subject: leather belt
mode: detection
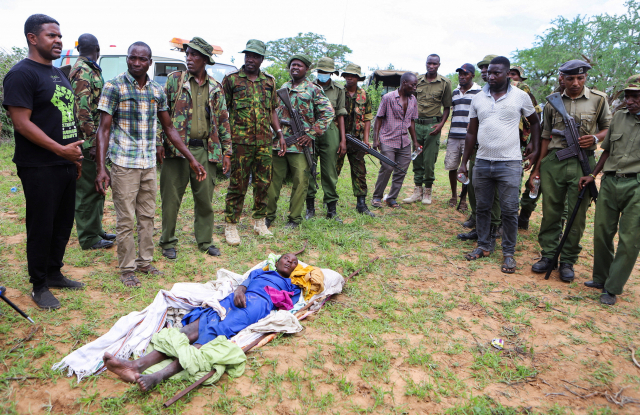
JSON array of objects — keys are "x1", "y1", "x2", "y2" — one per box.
[
  {"x1": 188, "y1": 139, "x2": 205, "y2": 147},
  {"x1": 605, "y1": 172, "x2": 637, "y2": 178},
  {"x1": 416, "y1": 117, "x2": 441, "y2": 125}
]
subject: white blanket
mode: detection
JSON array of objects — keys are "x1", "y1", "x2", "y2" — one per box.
[{"x1": 52, "y1": 261, "x2": 344, "y2": 382}]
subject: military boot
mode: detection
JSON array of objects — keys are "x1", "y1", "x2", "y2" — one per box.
[
  {"x1": 402, "y1": 186, "x2": 422, "y2": 203},
  {"x1": 326, "y1": 201, "x2": 343, "y2": 223},
  {"x1": 305, "y1": 198, "x2": 315, "y2": 220},
  {"x1": 518, "y1": 210, "x2": 532, "y2": 230},
  {"x1": 253, "y1": 218, "x2": 273, "y2": 237},
  {"x1": 356, "y1": 196, "x2": 375, "y2": 217},
  {"x1": 225, "y1": 224, "x2": 241, "y2": 246},
  {"x1": 463, "y1": 215, "x2": 476, "y2": 229},
  {"x1": 422, "y1": 187, "x2": 433, "y2": 205}
]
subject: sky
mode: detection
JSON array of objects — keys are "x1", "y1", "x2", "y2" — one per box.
[{"x1": 0, "y1": 0, "x2": 629, "y2": 77}]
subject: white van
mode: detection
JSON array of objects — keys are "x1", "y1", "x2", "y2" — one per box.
[{"x1": 54, "y1": 46, "x2": 237, "y2": 85}]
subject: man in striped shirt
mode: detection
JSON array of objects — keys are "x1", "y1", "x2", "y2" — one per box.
[{"x1": 446, "y1": 63, "x2": 481, "y2": 209}]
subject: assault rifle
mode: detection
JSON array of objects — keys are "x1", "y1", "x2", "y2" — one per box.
[
  {"x1": 543, "y1": 92, "x2": 599, "y2": 280},
  {"x1": 345, "y1": 134, "x2": 407, "y2": 174},
  {"x1": 276, "y1": 88, "x2": 318, "y2": 189}
]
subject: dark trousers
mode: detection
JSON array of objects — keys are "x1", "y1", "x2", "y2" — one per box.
[
  {"x1": 373, "y1": 143, "x2": 411, "y2": 201},
  {"x1": 17, "y1": 164, "x2": 77, "y2": 290}
]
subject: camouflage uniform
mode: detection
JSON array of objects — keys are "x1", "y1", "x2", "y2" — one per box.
[
  {"x1": 69, "y1": 56, "x2": 106, "y2": 250},
  {"x1": 337, "y1": 86, "x2": 373, "y2": 197},
  {"x1": 157, "y1": 70, "x2": 231, "y2": 251},
  {"x1": 266, "y1": 78, "x2": 334, "y2": 224},
  {"x1": 222, "y1": 66, "x2": 277, "y2": 223}
]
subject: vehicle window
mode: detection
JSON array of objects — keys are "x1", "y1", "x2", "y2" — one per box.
[
  {"x1": 100, "y1": 56, "x2": 128, "y2": 83},
  {"x1": 154, "y1": 62, "x2": 186, "y2": 86},
  {"x1": 206, "y1": 64, "x2": 237, "y2": 83}
]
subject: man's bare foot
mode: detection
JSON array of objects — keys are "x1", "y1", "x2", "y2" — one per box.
[
  {"x1": 103, "y1": 352, "x2": 140, "y2": 383},
  {"x1": 135, "y1": 372, "x2": 163, "y2": 392}
]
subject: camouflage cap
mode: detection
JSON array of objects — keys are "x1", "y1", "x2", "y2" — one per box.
[
  {"x1": 341, "y1": 63, "x2": 365, "y2": 81},
  {"x1": 184, "y1": 37, "x2": 215, "y2": 65},
  {"x1": 510, "y1": 66, "x2": 527, "y2": 80},
  {"x1": 287, "y1": 54, "x2": 312, "y2": 68},
  {"x1": 315, "y1": 57, "x2": 339, "y2": 75},
  {"x1": 624, "y1": 74, "x2": 640, "y2": 91},
  {"x1": 477, "y1": 54, "x2": 498, "y2": 68},
  {"x1": 240, "y1": 39, "x2": 267, "y2": 57}
]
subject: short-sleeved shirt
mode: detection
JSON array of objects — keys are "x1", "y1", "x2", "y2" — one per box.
[
  {"x1": 3, "y1": 59, "x2": 79, "y2": 167},
  {"x1": 469, "y1": 84, "x2": 535, "y2": 161},
  {"x1": 600, "y1": 109, "x2": 640, "y2": 174},
  {"x1": 542, "y1": 87, "x2": 611, "y2": 150},
  {"x1": 222, "y1": 67, "x2": 277, "y2": 146},
  {"x1": 416, "y1": 73, "x2": 452, "y2": 118},
  {"x1": 98, "y1": 71, "x2": 168, "y2": 169},
  {"x1": 449, "y1": 82, "x2": 482, "y2": 139},
  {"x1": 376, "y1": 90, "x2": 418, "y2": 149},
  {"x1": 314, "y1": 79, "x2": 347, "y2": 119}
]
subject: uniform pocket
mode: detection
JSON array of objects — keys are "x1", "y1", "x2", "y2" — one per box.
[{"x1": 579, "y1": 113, "x2": 596, "y2": 135}]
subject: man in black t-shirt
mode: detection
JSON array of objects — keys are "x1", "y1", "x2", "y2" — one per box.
[{"x1": 3, "y1": 14, "x2": 86, "y2": 310}]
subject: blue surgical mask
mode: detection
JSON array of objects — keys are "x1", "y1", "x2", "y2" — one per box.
[{"x1": 317, "y1": 73, "x2": 331, "y2": 83}]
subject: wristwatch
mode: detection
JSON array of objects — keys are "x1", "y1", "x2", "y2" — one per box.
[{"x1": 593, "y1": 135, "x2": 599, "y2": 145}]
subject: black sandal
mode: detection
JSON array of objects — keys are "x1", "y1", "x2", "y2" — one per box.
[
  {"x1": 501, "y1": 256, "x2": 517, "y2": 274},
  {"x1": 465, "y1": 247, "x2": 491, "y2": 261}
]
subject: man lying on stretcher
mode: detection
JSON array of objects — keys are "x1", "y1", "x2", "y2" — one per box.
[{"x1": 103, "y1": 253, "x2": 307, "y2": 391}]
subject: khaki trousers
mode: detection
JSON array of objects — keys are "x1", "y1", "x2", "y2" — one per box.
[{"x1": 111, "y1": 164, "x2": 157, "y2": 273}]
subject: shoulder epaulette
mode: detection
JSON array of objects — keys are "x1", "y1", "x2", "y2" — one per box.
[{"x1": 590, "y1": 88, "x2": 608, "y2": 99}]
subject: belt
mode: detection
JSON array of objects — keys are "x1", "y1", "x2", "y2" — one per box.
[
  {"x1": 416, "y1": 117, "x2": 441, "y2": 125},
  {"x1": 188, "y1": 139, "x2": 205, "y2": 147},
  {"x1": 605, "y1": 172, "x2": 637, "y2": 178}
]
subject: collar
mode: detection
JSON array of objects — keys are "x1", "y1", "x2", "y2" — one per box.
[
  {"x1": 287, "y1": 77, "x2": 312, "y2": 92},
  {"x1": 238, "y1": 66, "x2": 266, "y2": 80},
  {"x1": 419, "y1": 73, "x2": 443, "y2": 84},
  {"x1": 621, "y1": 108, "x2": 640, "y2": 123},
  {"x1": 187, "y1": 71, "x2": 209, "y2": 86},
  {"x1": 125, "y1": 70, "x2": 149, "y2": 88},
  {"x1": 562, "y1": 87, "x2": 590, "y2": 100},
  {"x1": 456, "y1": 82, "x2": 481, "y2": 92},
  {"x1": 77, "y1": 55, "x2": 102, "y2": 72},
  {"x1": 315, "y1": 79, "x2": 337, "y2": 90},
  {"x1": 482, "y1": 83, "x2": 513, "y2": 97}
]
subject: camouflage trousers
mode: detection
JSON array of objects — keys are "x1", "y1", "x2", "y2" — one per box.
[
  {"x1": 336, "y1": 147, "x2": 368, "y2": 197},
  {"x1": 224, "y1": 144, "x2": 272, "y2": 223}
]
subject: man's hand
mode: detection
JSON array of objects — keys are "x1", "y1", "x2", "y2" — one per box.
[
  {"x1": 278, "y1": 136, "x2": 287, "y2": 157},
  {"x1": 412, "y1": 140, "x2": 419, "y2": 152},
  {"x1": 578, "y1": 175, "x2": 595, "y2": 190},
  {"x1": 57, "y1": 140, "x2": 85, "y2": 162},
  {"x1": 233, "y1": 286, "x2": 247, "y2": 308},
  {"x1": 222, "y1": 156, "x2": 231, "y2": 174},
  {"x1": 189, "y1": 160, "x2": 207, "y2": 182},
  {"x1": 156, "y1": 146, "x2": 165, "y2": 165},
  {"x1": 338, "y1": 140, "x2": 347, "y2": 157},
  {"x1": 372, "y1": 134, "x2": 380, "y2": 150},
  {"x1": 95, "y1": 167, "x2": 110, "y2": 196},
  {"x1": 89, "y1": 146, "x2": 97, "y2": 161},
  {"x1": 75, "y1": 161, "x2": 82, "y2": 181},
  {"x1": 522, "y1": 142, "x2": 537, "y2": 171},
  {"x1": 528, "y1": 170, "x2": 540, "y2": 192},
  {"x1": 578, "y1": 135, "x2": 596, "y2": 149},
  {"x1": 363, "y1": 139, "x2": 371, "y2": 148},
  {"x1": 297, "y1": 135, "x2": 312, "y2": 147},
  {"x1": 457, "y1": 164, "x2": 468, "y2": 177},
  {"x1": 429, "y1": 123, "x2": 444, "y2": 136}
]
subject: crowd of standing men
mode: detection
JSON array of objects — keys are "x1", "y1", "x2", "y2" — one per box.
[{"x1": 3, "y1": 14, "x2": 639, "y2": 310}]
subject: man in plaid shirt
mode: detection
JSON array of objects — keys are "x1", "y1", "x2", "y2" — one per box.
[{"x1": 95, "y1": 41, "x2": 207, "y2": 288}]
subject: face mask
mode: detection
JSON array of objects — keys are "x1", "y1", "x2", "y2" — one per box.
[{"x1": 317, "y1": 73, "x2": 331, "y2": 83}]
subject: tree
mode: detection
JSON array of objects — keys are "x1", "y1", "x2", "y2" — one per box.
[
  {"x1": 265, "y1": 32, "x2": 352, "y2": 69},
  {"x1": 512, "y1": 0, "x2": 640, "y2": 104},
  {"x1": 0, "y1": 47, "x2": 27, "y2": 140}
]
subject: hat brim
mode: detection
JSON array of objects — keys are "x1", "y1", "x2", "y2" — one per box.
[
  {"x1": 341, "y1": 71, "x2": 365, "y2": 81},
  {"x1": 456, "y1": 68, "x2": 473, "y2": 75},
  {"x1": 317, "y1": 69, "x2": 339, "y2": 75},
  {"x1": 624, "y1": 85, "x2": 640, "y2": 91},
  {"x1": 240, "y1": 49, "x2": 266, "y2": 57},
  {"x1": 184, "y1": 43, "x2": 216, "y2": 65}
]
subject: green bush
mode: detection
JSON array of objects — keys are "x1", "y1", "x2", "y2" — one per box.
[{"x1": 0, "y1": 47, "x2": 27, "y2": 141}]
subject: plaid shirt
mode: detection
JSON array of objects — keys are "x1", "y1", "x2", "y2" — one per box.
[
  {"x1": 376, "y1": 90, "x2": 418, "y2": 149},
  {"x1": 98, "y1": 71, "x2": 168, "y2": 169}
]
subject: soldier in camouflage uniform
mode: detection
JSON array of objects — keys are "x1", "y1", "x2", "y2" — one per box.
[
  {"x1": 157, "y1": 37, "x2": 232, "y2": 259},
  {"x1": 222, "y1": 39, "x2": 285, "y2": 245},
  {"x1": 69, "y1": 34, "x2": 116, "y2": 250},
  {"x1": 338, "y1": 63, "x2": 375, "y2": 217},
  {"x1": 266, "y1": 54, "x2": 335, "y2": 229}
]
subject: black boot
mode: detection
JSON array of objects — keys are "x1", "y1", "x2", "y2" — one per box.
[
  {"x1": 489, "y1": 224, "x2": 499, "y2": 253},
  {"x1": 305, "y1": 198, "x2": 315, "y2": 220},
  {"x1": 457, "y1": 229, "x2": 478, "y2": 240},
  {"x1": 518, "y1": 210, "x2": 532, "y2": 230},
  {"x1": 356, "y1": 196, "x2": 375, "y2": 217},
  {"x1": 463, "y1": 216, "x2": 476, "y2": 229},
  {"x1": 326, "y1": 201, "x2": 343, "y2": 223}
]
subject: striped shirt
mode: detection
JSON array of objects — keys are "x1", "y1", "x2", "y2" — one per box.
[
  {"x1": 98, "y1": 71, "x2": 168, "y2": 169},
  {"x1": 469, "y1": 84, "x2": 535, "y2": 161},
  {"x1": 376, "y1": 90, "x2": 418, "y2": 149},
  {"x1": 448, "y1": 83, "x2": 481, "y2": 139}
]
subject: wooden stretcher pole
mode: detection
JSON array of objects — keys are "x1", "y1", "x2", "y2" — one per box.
[{"x1": 163, "y1": 256, "x2": 379, "y2": 407}]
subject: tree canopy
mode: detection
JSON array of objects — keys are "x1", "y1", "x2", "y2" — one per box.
[
  {"x1": 265, "y1": 32, "x2": 352, "y2": 68},
  {"x1": 512, "y1": 0, "x2": 640, "y2": 104}
]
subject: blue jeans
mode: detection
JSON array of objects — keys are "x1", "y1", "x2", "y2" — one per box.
[{"x1": 473, "y1": 159, "x2": 522, "y2": 255}]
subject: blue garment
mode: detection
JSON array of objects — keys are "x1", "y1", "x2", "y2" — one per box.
[{"x1": 182, "y1": 269, "x2": 301, "y2": 345}]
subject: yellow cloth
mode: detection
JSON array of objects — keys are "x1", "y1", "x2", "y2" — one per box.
[{"x1": 263, "y1": 262, "x2": 325, "y2": 301}]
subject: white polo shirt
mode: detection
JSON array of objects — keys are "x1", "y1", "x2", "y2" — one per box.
[{"x1": 469, "y1": 84, "x2": 535, "y2": 161}]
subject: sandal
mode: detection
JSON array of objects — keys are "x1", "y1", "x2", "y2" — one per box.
[
  {"x1": 371, "y1": 199, "x2": 383, "y2": 208},
  {"x1": 457, "y1": 201, "x2": 468, "y2": 212},
  {"x1": 465, "y1": 247, "x2": 491, "y2": 261},
  {"x1": 136, "y1": 265, "x2": 164, "y2": 276},
  {"x1": 448, "y1": 197, "x2": 457, "y2": 208},
  {"x1": 386, "y1": 199, "x2": 401, "y2": 209},
  {"x1": 120, "y1": 272, "x2": 141, "y2": 288},
  {"x1": 501, "y1": 256, "x2": 517, "y2": 274}
]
